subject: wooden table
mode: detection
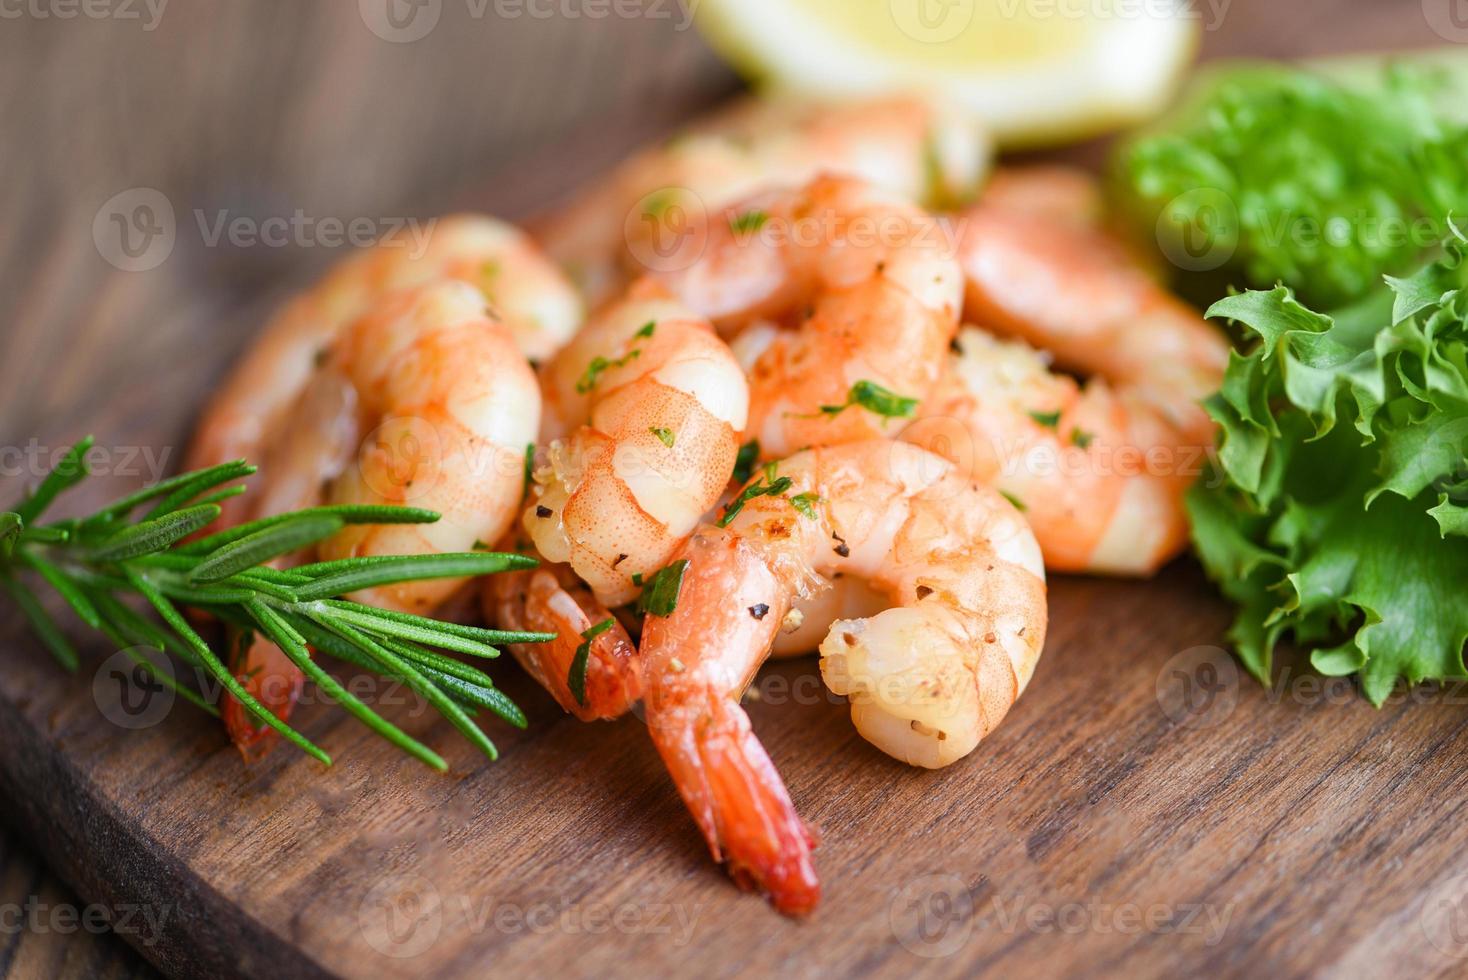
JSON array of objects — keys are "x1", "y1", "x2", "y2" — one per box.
[{"x1": 2, "y1": 1, "x2": 1464, "y2": 977}]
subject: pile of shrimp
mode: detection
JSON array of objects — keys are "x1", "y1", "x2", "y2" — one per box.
[{"x1": 188, "y1": 94, "x2": 1227, "y2": 915}]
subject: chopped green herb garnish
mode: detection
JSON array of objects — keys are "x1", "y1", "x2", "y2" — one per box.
[
  {"x1": 1001, "y1": 490, "x2": 1028, "y2": 512},
  {"x1": 1070, "y1": 428, "x2": 1094, "y2": 449},
  {"x1": 651, "y1": 427, "x2": 675, "y2": 448},
  {"x1": 790, "y1": 492, "x2": 821, "y2": 520},
  {"x1": 522, "y1": 442, "x2": 536, "y2": 499},
  {"x1": 1028, "y1": 410, "x2": 1062, "y2": 429},
  {"x1": 819, "y1": 380, "x2": 919, "y2": 421},
  {"x1": 576, "y1": 348, "x2": 642, "y2": 395},
  {"x1": 729, "y1": 209, "x2": 768, "y2": 235},
  {"x1": 630, "y1": 572, "x2": 644, "y2": 587},
  {"x1": 642, "y1": 189, "x2": 679, "y2": 219},
  {"x1": 568, "y1": 618, "x2": 615, "y2": 707},
  {"x1": 637, "y1": 560, "x2": 690, "y2": 617},
  {"x1": 718, "y1": 474, "x2": 794, "y2": 527},
  {"x1": 576, "y1": 324, "x2": 659, "y2": 396},
  {"x1": 732, "y1": 440, "x2": 760, "y2": 484}
]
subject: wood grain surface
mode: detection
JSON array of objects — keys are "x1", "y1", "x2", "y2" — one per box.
[{"x1": 2, "y1": 1, "x2": 1466, "y2": 978}]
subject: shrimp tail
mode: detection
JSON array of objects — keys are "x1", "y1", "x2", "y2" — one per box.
[
  {"x1": 648, "y1": 688, "x2": 821, "y2": 917},
  {"x1": 221, "y1": 626, "x2": 305, "y2": 763}
]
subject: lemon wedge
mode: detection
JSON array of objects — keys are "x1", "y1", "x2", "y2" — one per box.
[{"x1": 694, "y1": 0, "x2": 1200, "y2": 147}]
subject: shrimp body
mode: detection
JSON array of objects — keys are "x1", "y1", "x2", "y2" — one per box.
[
  {"x1": 537, "y1": 94, "x2": 989, "y2": 303},
  {"x1": 527, "y1": 280, "x2": 749, "y2": 610},
  {"x1": 903, "y1": 183, "x2": 1227, "y2": 575},
  {"x1": 218, "y1": 280, "x2": 540, "y2": 754},
  {"x1": 495, "y1": 281, "x2": 747, "y2": 720},
  {"x1": 314, "y1": 281, "x2": 541, "y2": 612},
  {"x1": 955, "y1": 202, "x2": 1224, "y2": 448},
  {"x1": 187, "y1": 214, "x2": 580, "y2": 528},
  {"x1": 190, "y1": 216, "x2": 568, "y2": 756},
  {"x1": 641, "y1": 441, "x2": 1046, "y2": 913},
  {"x1": 656, "y1": 176, "x2": 963, "y2": 459}
]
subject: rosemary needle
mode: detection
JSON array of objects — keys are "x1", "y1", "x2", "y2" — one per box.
[{"x1": 1, "y1": 435, "x2": 550, "y2": 769}]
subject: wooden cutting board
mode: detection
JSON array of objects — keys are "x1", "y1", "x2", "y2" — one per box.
[{"x1": 4, "y1": 2, "x2": 1468, "y2": 977}]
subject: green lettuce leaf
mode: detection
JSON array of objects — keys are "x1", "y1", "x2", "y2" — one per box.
[
  {"x1": 1116, "y1": 58, "x2": 1468, "y2": 309},
  {"x1": 1189, "y1": 230, "x2": 1468, "y2": 703}
]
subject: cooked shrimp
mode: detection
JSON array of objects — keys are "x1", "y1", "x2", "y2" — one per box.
[
  {"x1": 641, "y1": 440, "x2": 1046, "y2": 914},
  {"x1": 187, "y1": 214, "x2": 580, "y2": 529},
  {"x1": 527, "y1": 279, "x2": 748, "y2": 606},
  {"x1": 313, "y1": 281, "x2": 541, "y2": 609},
  {"x1": 902, "y1": 201, "x2": 1228, "y2": 575},
  {"x1": 493, "y1": 280, "x2": 746, "y2": 718},
  {"x1": 956, "y1": 202, "x2": 1224, "y2": 438},
  {"x1": 190, "y1": 218, "x2": 569, "y2": 756},
  {"x1": 483, "y1": 558, "x2": 641, "y2": 722},
  {"x1": 653, "y1": 175, "x2": 963, "y2": 459},
  {"x1": 536, "y1": 94, "x2": 989, "y2": 304},
  {"x1": 219, "y1": 281, "x2": 541, "y2": 754}
]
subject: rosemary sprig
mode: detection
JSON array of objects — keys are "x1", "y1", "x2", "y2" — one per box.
[{"x1": 0, "y1": 436, "x2": 553, "y2": 770}]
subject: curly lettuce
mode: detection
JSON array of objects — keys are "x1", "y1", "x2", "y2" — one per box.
[
  {"x1": 1117, "y1": 58, "x2": 1468, "y2": 309},
  {"x1": 1189, "y1": 229, "x2": 1468, "y2": 703}
]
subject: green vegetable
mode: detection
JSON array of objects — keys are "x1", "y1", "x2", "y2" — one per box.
[
  {"x1": 718, "y1": 474, "x2": 794, "y2": 527},
  {"x1": 732, "y1": 440, "x2": 760, "y2": 484},
  {"x1": 1116, "y1": 58, "x2": 1468, "y2": 308},
  {"x1": 568, "y1": 618, "x2": 615, "y2": 707},
  {"x1": 818, "y1": 380, "x2": 918, "y2": 421},
  {"x1": 650, "y1": 426, "x2": 676, "y2": 448},
  {"x1": 1189, "y1": 230, "x2": 1468, "y2": 704},
  {"x1": 1, "y1": 438, "x2": 551, "y2": 768},
  {"x1": 729, "y1": 209, "x2": 768, "y2": 235},
  {"x1": 1027, "y1": 410, "x2": 1061, "y2": 429},
  {"x1": 637, "y1": 560, "x2": 690, "y2": 617},
  {"x1": 790, "y1": 492, "x2": 821, "y2": 519}
]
